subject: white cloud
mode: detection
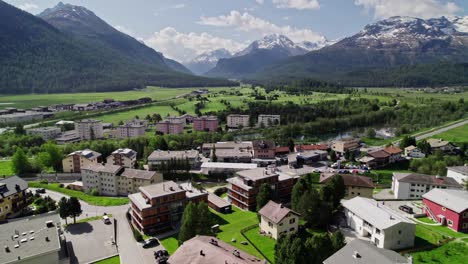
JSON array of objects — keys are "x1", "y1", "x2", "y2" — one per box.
[
  {"x1": 199, "y1": 10, "x2": 326, "y2": 43},
  {"x1": 144, "y1": 27, "x2": 245, "y2": 62},
  {"x1": 272, "y1": 0, "x2": 320, "y2": 10},
  {"x1": 17, "y1": 3, "x2": 39, "y2": 12},
  {"x1": 354, "y1": 0, "x2": 461, "y2": 19},
  {"x1": 172, "y1": 4, "x2": 186, "y2": 9},
  {"x1": 255, "y1": 0, "x2": 264, "y2": 4}
]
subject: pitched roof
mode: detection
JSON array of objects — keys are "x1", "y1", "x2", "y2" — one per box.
[
  {"x1": 208, "y1": 193, "x2": 231, "y2": 209},
  {"x1": 168, "y1": 236, "x2": 262, "y2": 264},
  {"x1": 81, "y1": 163, "x2": 123, "y2": 174},
  {"x1": 427, "y1": 138, "x2": 450, "y2": 148},
  {"x1": 447, "y1": 166, "x2": 468, "y2": 175},
  {"x1": 320, "y1": 174, "x2": 374, "y2": 188},
  {"x1": 393, "y1": 173, "x2": 461, "y2": 188},
  {"x1": 368, "y1": 149, "x2": 390, "y2": 159},
  {"x1": 323, "y1": 239, "x2": 409, "y2": 264},
  {"x1": 342, "y1": 197, "x2": 414, "y2": 230},
  {"x1": 383, "y1": 146, "x2": 402, "y2": 154},
  {"x1": 139, "y1": 181, "x2": 185, "y2": 199},
  {"x1": 275, "y1": 146, "x2": 290, "y2": 153},
  {"x1": 0, "y1": 176, "x2": 28, "y2": 198},
  {"x1": 404, "y1": 145, "x2": 417, "y2": 151},
  {"x1": 68, "y1": 149, "x2": 101, "y2": 160},
  {"x1": 120, "y1": 168, "x2": 159, "y2": 180},
  {"x1": 423, "y1": 189, "x2": 468, "y2": 213},
  {"x1": 258, "y1": 201, "x2": 299, "y2": 224},
  {"x1": 111, "y1": 148, "x2": 137, "y2": 159}
]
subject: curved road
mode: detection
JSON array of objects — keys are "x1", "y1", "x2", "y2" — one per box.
[{"x1": 34, "y1": 189, "x2": 152, "y2": 264}]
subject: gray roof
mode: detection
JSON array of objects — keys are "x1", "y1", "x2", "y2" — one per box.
[
  {"x1": 0, "y1": 214, "x2": 62, "y2": 264},
  {"x1": 81, "y1": 163, "x2": 123, "y2": 174},
  {"x1": 422, "y1": 189, "x2": 468, "y2": 213},
  {"x1": 342, "y1": 197, "x2": 414, "y2": 230},
  {"x1": 393, "y1": 173, "x2": 461, "y2": 188},
  {"x1": 323, "y1": 239, "x2": 409, "y2": 264},
  {"x1": 148, "y1": 150, "x2": 198, "y2": 161},
  {"x1": 139, "y1": 181, "x2": 185, "y2": 199},
  {"x1": 427, "y1": 138, "x2": 450, "y2": 148},
  {"x1": 0, "y1": 176, "x2": 28, "y2": 198},
  {"x1": 207, "y1": 193, "x2": 231, "y2": 209},
  {"x1": 201, "y1": 162, "x2": 257, "y2": 170},
  {"x1": 214, "y1": 149, "x2": 252, "y2": 158},
  {"x1": 258, "y1": 201, "x2": 299, "y2": 224},
  {"x1": 168, "y1": 235, "x2": 262, "y2": 264},
  {"x1": 237, "y1": 167, "x2": 279, "y2": 181},
  {"x1": 447, "y1": 166, "x2": 468, "y2": 175},
  {"x1": 202, "y1": 141, "x2": 253, "y2": 150},
  {"x1": 111, "y1": 148, "x2": 137, "y2": 159},
  {"x1": 68, "y1": 149, "x2": 101, "y2": 160},
  {"x1": 120, "y1": 168, "x2": 159, "y2": 180}
]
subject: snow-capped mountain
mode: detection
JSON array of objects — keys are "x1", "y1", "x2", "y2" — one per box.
[
  {"x1": 450, "y1": 16, "x2": 468, "y2": 33},
  {"x1": 235, "y1": 34, "x2": 309, "y2": 57},
  {"x1": 186, "y1": 49, "x2": 233, "y2": 75}
]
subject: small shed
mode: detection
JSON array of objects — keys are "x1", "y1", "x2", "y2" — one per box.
[{"x1": 208, "y1": 193, "x2": 231, "y2": 213}]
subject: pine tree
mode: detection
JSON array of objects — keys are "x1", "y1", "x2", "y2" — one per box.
[
  {"x1": 178, "y1": 202, "x2": 198, "y2": 244},
  {"x1": 195, "y1": 202, "x2": 212, "y2": 236},
  {"x1": 68, "y1": 197, "x2": 82, "y2": 224},
  {"x1": 256, "y1": 183, "x2": 273, "y2": 212}
]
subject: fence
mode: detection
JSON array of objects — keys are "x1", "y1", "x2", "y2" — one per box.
[
  {"x1": 21, "y1": 173, "x2": 81, "y2": 183},
  {"x1": 240, "y1": 224, "x2": 272, "y2": 264}
]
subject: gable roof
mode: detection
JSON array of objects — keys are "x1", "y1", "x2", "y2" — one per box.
[
  {"x1": 258, "y1": 201, "x2": 299, "y2": 224},
  {"x1": 111, "y1": 148, "x2": 137, "y2": 159},
  {"x1": 120, "y1": 168, "x2": 159, "y2": 180},
  {"x1": 323, "y1": 239, "x2": 409, "y2": 264},
  {"x1": 320, "y1": 174, "x2": 374, "y2": 188},
  {"x1": 0, "y1": 176, "x2": 28, "y2": 198},
  {"x1": 393, "y1": 173, "x2": 461, "y2": 188},
  {"x1": 368, "y1": 149, "x2": 391, "y2": 159},
  {"x1": 81, "y1": 163, "x2": 123, "y2": 174},
  {"x1": 423, "y1": 189, "x2": 468, "y2": 213},
  {"x1": 68, "y1": 149, "x2": 101, "y2": 160},
  {"x1": 342, "y1": 197, "x2": 414, "y2": 230},
  {"x1": 383, "y1": 146, "x2": 402, "y2": 154}
]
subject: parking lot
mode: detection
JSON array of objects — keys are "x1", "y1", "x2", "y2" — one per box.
[
  {"x1": 65, "y1": 218, "x2": 118, "y2": 264},
  {"x1": 382, "y1": 200, "x2": 424, "y2": 217}
]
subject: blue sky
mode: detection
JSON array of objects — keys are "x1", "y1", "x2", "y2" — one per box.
[{"x1": 7, "y1": 0, "x2": 468, "y2": 62}]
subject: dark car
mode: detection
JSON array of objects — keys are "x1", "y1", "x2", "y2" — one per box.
[
  {"x1": 36, "y1": 188, "x2": 46, "y2": 194},
  {"x1": 142, "y1": 238, "x2": 159, "y2": 248},
  {"x1": 398, "y1": 205, "x2": 413, "y2": 214}
]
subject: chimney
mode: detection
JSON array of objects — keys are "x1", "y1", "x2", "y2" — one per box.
[
  {"x1": 279, "y1": 203, "x2": 284, "y2": 208},
  {"x1": 4, "y1": 246, "x2": 9, "y2": 253},
  {"x1": 352, "y1": 251, "x2": 361, "y2": 258}
]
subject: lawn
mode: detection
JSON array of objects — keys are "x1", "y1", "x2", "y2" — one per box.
[
  {"x1": 0, "y1": 87, "x2": 199, "y2": 110},
  {"x1": 28, "y1": 182, "x2": 129, "y2": 206},
  {"x1": 416, "y1": 218, "x2": 468, "y2": 239},
  {"x1": 0, "y1": 160, "x2": 14, "y2": 177},
  {"x1": 160, "y1": 234, "x2": 179, "y2": 255},
  {"x1": 431, "y1": 123, "x2": 468, "y2": 143},
  {"x1": 92, "y1": 255, "x2": 120, "y2": 264},
  {"x1": 97, "y1": 105, "x2": 178, "y2": 124},
  {"x1": 412, "y1": 240, "x2": 468, "y2": 264},
  {"x1": 243, "y1": 226, "x2": 276, "y2": 263}
]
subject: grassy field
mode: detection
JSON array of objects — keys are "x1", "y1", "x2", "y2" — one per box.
[
  {"x1": 97, "y1": 105, "x2": 178, "y2": 124},
  {"x1": 413, "y1": 240, "x2": 468, "y2": 264},
  {"x1": 431, "y1": 123, "x2": 468, "y2": 143},
  {"x1": 0, "y1": 87, "x2": 201, "y2": 110},
  {"x1": 416, "y1": 218, "x2": 467, "y2": 239},
  {"x1": 29, "y1": 182, "x2": 129, "y2": 206},
  {"x1": 92, "y1": 255, "x2": 120, "y2": 264},
  {"x1": 364, "y1": 88, "x2": 468, "y2": 103},
  {"x1": 243, "y1": 226, "x2": 276, "y2": 263},
  {"x1": 0, "y1": 160, "x2": 14, "y2": 177},
  {"x1": 160, "y1": 234, "x2": 179, "y2": 255}
]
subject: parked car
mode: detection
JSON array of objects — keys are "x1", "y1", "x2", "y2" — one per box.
[
  {"x1": 398, "y1": 205, "x2": 413, "y2": 214},
  {"x1": 36, "y1": 188, "x2": 46, "y2": 194},
  {"x1": 102, "y1": 215, "x2": 111, "y2": 224},
  {"x1": 143, "y1": 238, "x2": 159, "y2": 248}
]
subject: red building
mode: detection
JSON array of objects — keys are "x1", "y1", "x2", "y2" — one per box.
[
  {"x1": 422, "y1": 188, "x2": 468, "y2": 232},
  {"x1": 252, "y1": 140, "x2": 276, "y2": 159},
  {"x1": 193, "y1": 116, "x2": 218, "y2": 132}
]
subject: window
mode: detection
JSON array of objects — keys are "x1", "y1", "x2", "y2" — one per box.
[
  {"x1": 376, "y1": 228, "x2": 380, "y2": 234},
  {"x1": 442, "y1": 207, "x2": 446, "y2": 211},
  {"x1": 448, "y1": 220, "x2": 453, "y2": 227},
  {"x1": 464, "y1": 212, "x2": 468, "y2": 219},
  {"x1": 398, "y1": 230, "x2": 402, "y2": 234},
  {"x1": 374, "y1": 238, "x2": 379, "y2": 246},
  {"x1": 289, "y1": 218, "x2": 296, "y2": 224},
  {"x1": 289, "y1": 227, "x2": 295, "y2": 232},
  {"x1": 397, "y1": 240, "x2": 400, "y2": 245},
  {"x1": 463, "y1": 223, "x2": 468, "y2": 229}
]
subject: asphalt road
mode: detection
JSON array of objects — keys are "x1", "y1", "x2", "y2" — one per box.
[{"x1": 414, "y1": 119, "x2": 468, "y2": 141}]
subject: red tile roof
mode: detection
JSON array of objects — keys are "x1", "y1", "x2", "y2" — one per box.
[
  {"x1": 295, "y1": 144, "x2": 328, "y2": 151},
  {"x1": 384, "y1": 146, "x2": 402, "y2": 155},
  {"x1": 275, "y1": 146, "x2": 290, "y2": 153},
  {"x1": 368, "y1": 149, "x2": 391, "y2": 159}
]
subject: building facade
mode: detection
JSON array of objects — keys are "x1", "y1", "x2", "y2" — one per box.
[
  {"x1": 116, "y1": 123, "x2": 146, "y2": 139},
  {"x1": 0, "y1": 176, "x2": 28, "y2": 220},
  {"x1": 320, "y1": 173, "x2": 374, "y2": 199},
  {"x1": 331, "y1": 138, "x2": 360, "y2": 155},
  {"x1": 62, "y1": 149, "x2": 102, "y2": 173},
  {"x1": 422, "y1": 189, "x2": 468, "y2": 232},
  {"x1": 258, "y1": 201, "x2": 299, "y2": 240},
  {"x1": 193, "y1": 116, "x2": 218, "y2": 132},
  {"x1": 147, "y1": 150, "x2": 200, "y2": 170},
  {"x1": 106, "y1": 148, "x2": 137, "y2": 168},
  {"x1": 129, "y1": 181, "x2": 208, "y2": 234},
  {"x1": 257, "y1": 114, "x2": 280, "y2": 127},
  {"x1": 156, "y1": 120, "x2": 184, "y2": 135},
  {"x1": 392, "y1": 172, "x2": 462, "y2": 199},
  {"x1": 252, "y1": 140, "x2": 276, "y2": 159},
  {"x1": 26, "y1": 127, "x2": 61, "y2": 141},
  {"x1": 227, "y1": 114, "x2": 250, "y2": 128},
  {"x1": 342, "y1": 197, "x2": 416, "y2": 250},
  {"x1": 75, "y1": 119, "x2": 103, "y2": 140},
  {"x1": 404, "y1": 145, "x2": 426, "y2": 158}
]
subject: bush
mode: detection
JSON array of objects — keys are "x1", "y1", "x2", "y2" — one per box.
[
  {"x1": 59, "y1": 184, "x2": 64, "y2": 188},
  {"x1": 133, "y1": 229, "x2": 143, "y2": 242},
  {"x1": 39, "y1": 179, "x2": 49, "y2": 184},
  {"x1": 88, "y1": 188, "x2": 100, "y2": 196},
  {"x1": 214, "y1": 187, "x2": 227, "y2": 197}
]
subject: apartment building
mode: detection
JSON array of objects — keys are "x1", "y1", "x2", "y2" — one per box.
[
  {"x1": 258, "y1": 201, "x2": 300, "y2": 240},
  {"x1": 156, "y1": 120, "x2": 184, "y2": 135},
  {"x1": 106, "y1": 148, "x2": 137, "y2": 168},
  {"x1": 202, "y1": 141, "x2": 253, "y2": 163},
  {"x1": 227, "y1": 114, "x2": 250, "y2": 128},
  {"x1": 116, "y1": 123, "x2": 146, "y2": 139},
  {"x1": 331, "y1": 138, "x2": 360, "y2": 155},
  {"x1": 320, "y1": 173, "x2": 375, "y2": 199},
  {"x1": 392, "y1": 172, "x2": 462, "y2": 199},
  {"x1": 252, "y1": 140, "x2": 276, "y2": 159},
  {"x1": 257, "y1": 114, "x2": 280, "y2": 127},
  {"x1": 147, "y1": 150, "x2": 200, "y2": 170},
  {"x1": 342, "y1": 197, "x2": 416, "y2": 250},
  {"x1": 81, "y1": 163, "x2": 162, "y2": 196},
  {"x1": 193, "y1": 116, "x2": 218, "y2": 132},
  {"x1": 423, "y1": 189, "x2": 468, "y2": 232},
  {"x1": 62, "y1": 149, "x2": 102, "y2": 173},
  {"x1": 129, "y1": 181, "x2": 208, "y2": 234},
  {"x1": 75, "y1": 119, "x2": 103, "y2": 140},
  {"x1": 227, "y1": 166, "x2": 296, "y2": 211},
  {"x1": 26, "y1": 126, "x2": 61, "y2": 141},
  {"x1": 0, "y1": 112, "x2": 44, "y2": 124},
  {"x1": 0, "y1": 176, "x2": 28, "y2": 220}
]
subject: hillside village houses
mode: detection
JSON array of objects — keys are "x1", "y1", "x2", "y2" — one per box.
[
  {"x1": 226, "y1": 114, "x2": 250, "y2": 128},
  {"x1": 446, "y1": 165, "x2": 468, "y2": 185},
  {"x1": 0, "y1": 176, "x2": 28, "y2": 221},
  {"x1": 422, "y1": 189, "x2": 468, "y2": 232},
  {"x1": 106, "y1": 148, "x2": 137, "y2": 168},
  {"x1": 342, "y1": 197, "x2": 416, "y2": 250},
  {"x1": 81, "y1": 163, "x2": 162, "y2": 196},
  {"x1": 147, "y1": 150, "x2": 200, "y2": 170},
  {"x1": 391, "y1": 172, "x2": 462, "y2": 199},
  {"x1": 320, "y1": 173, "x2": 375, "y2": 199},
  {"x1": 257, "y1": 114, "x2": 280, "y2": 127},
  {"x1": 62, "y1": 149, "x2": 102, "y2": 173},
  {"x1": 404, "y1": 145, "x2": 426, "y2": 158},
  {"x1": 258, "y1": 201, "x2": 300, "y2": 240},
  {"x1": 427, "y1": 138, "x2": 455, "y2": 152},
  {"x1": 358, "y1": 146, "x2": 403, "y2": 168}
]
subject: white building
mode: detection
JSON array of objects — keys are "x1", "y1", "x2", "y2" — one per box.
[
  {"x1": 257, "y1": 114, "x2": 280, "y2": 127},
  {"x1": 116, "y1": 123, "x2": 146, "y2": 139},
  {"x1": 106, "y1": 148, "x2": 137, "y2": 168},
  {"x1": 447, "y1": 166, "x2": 468, "y2": 185},
  {"x1": 227, "y1": 114, "x2": 250, "y2": 128},
  {"x1": 392, "y1": 172, "x2": 462, "y2": 199},
  {"x1": 0, "y1": 112, "x2": 44, "y2": 124},
  {"x1": 342, "y1": 197, "x2": 416, "y2": 250},
  {"x1": 26, "y1": 126, "x2": 61, "y2": 141},
  {"x1": 258, "y1": 201, "x2": 300, "y2": 240},
  {"x1": 404, "y1": 145, "x2": 426, "y2": 158},
  {"x1": 147, "y1": 150, "x2": 200, "y2": 170},
  {"x1": 75, "y1": 119, "x2": 103, "y2": 140}
]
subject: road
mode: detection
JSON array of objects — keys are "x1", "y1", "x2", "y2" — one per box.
[
  {"x1": 414, "y1": 119, "x2": 468, "y2": 141},
  {"x1": 34, "y1": 188, "x2": 154, "y2": 264}
]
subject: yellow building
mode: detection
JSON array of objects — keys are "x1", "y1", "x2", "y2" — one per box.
[
  {"x1": 320, "y1": 173, "x2": 375, "y2": 199},
  {"x1": 258, "y1": 201, "x2": 300, "y2": 240},
  {"x1": 62, "y1": 149, "x2": 102, "y2": 173},
  {"x1": 0, "y1": 176, "x2": 28, "y2": 220}
]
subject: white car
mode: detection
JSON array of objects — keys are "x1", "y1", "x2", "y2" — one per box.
[{"x1": 102, "y1": 215, "x2": 111, "y2": 224}]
